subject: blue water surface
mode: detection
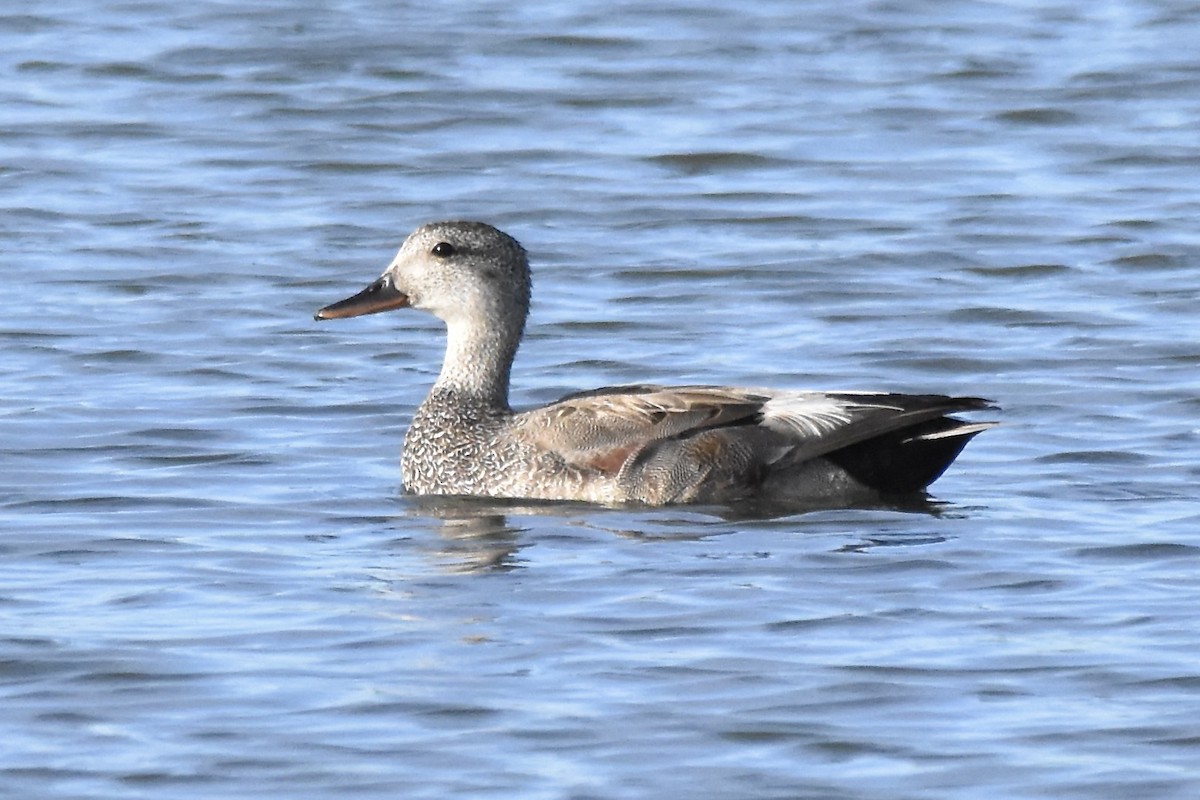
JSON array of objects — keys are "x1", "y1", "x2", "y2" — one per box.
[{"x1": 3, "y1": 1, "x2": 1199, "y2": 798}]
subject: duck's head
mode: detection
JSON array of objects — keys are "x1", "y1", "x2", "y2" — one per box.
[{"x1": 315, "y1": 221, "x2": 531, "y2": 328}]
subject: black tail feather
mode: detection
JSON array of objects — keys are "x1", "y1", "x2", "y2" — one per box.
[{"x1": 825, "y1": 417, "x2": 991, "y2": 494}]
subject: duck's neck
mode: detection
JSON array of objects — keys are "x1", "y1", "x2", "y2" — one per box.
[{"x1": 429, "y1": 314, "x2": 522, "y2": 411}]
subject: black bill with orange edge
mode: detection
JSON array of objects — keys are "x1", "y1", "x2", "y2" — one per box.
[{"x1": 314, "y1": 276, "x2": 409, "y2": 320}]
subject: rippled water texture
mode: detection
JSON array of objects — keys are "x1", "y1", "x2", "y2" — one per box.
[{"x1": 3, "y1": 1, "x2": 1200, "y2": 798}]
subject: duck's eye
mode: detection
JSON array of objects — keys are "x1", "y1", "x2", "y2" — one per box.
[{"x1": 431, "y1": 241, "x2": 456, "y2": 258}]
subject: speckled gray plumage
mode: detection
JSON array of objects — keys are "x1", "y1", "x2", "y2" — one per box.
[{"x1": 316, "y1": 221, "x2": 995, "y2": 505}]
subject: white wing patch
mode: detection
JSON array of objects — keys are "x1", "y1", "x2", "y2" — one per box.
[{"x1": 761, "y1": 393, "x2": 890, "y2": 439}]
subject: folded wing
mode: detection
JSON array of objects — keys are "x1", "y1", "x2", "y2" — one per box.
[{"x1": 514, "y1": 385, "x2": 995, "y2": 503}]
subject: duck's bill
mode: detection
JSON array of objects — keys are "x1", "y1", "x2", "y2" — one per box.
[{"x1": 314, "y1": 277, "x2": 410, "y2": 320}]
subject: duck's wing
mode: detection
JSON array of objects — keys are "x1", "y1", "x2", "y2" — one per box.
[
  {"x1": 514, "y1": 384, "x2": 768, "y2": 472},
  {"x1": 518, "y1": 385, "x2": 991, "y2": 469},
  {"x1": 758, "y1": 391, "x2": 996, "y2": 463}
]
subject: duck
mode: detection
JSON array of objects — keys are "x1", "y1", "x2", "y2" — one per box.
[{"x1": 315, "y1": 221, "x2": 995, "y2": 506}]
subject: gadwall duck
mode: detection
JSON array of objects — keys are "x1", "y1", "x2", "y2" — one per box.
[{"x1": 316, "y1": 221, "x2": 995, "y2": 505}]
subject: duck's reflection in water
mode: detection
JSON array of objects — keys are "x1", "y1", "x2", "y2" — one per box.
[
  {"x1": 401, "y1": 495, "x2": 571, "y2": 573},
  {"x1": 398, "y1": 492, "x2": 957, "y2": 573}
]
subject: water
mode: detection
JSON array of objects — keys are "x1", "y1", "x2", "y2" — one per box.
[{"x1": 3, "y1": 1, "x2": 1200, "y2": 797}]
